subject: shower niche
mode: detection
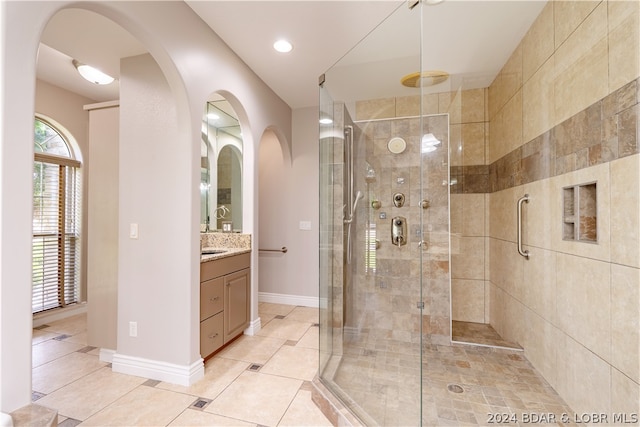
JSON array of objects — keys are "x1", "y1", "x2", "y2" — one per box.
[{"x1": 563, "y1": 182, "x2": 597, "y2": 242}]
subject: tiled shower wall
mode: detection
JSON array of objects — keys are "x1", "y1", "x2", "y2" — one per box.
[
  {"x1": 353, "y1": 0, "x2": 639, "y2": 417},
  {"x1": 487, "y1": 0, "x2": 639, "y2": 418}
]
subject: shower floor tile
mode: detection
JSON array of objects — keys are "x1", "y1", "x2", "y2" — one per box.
[{"x1": 326, "y1": 329, "x2": 576, "y2": 426}]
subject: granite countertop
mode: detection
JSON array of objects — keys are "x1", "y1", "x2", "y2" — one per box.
[{"x1": 200, "y1": 247, "x2": 251, "y2": 263}]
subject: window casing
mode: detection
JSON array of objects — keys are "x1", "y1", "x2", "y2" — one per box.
[{"x1": 32, "y1": 119, "x2": 81, "y2": 314}]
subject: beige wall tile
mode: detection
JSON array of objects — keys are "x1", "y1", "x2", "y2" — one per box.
[
  {"x1": 555, "y1": 2, "x2": 607, "y2": 76},
  {"x1": 396, "y1": 95, "x2": 420, "y2": 118},
  {"x1": 523, "y1": 310, "x2": 558, "y2": 389},
  {"x1": 522, "y1": 248, "x2": 557, "y2": 325},
  {"x1": 489, "y1": 238, "x2": 524, "y2": 302},
  {"x1": 611, "y1": 264, "x2": 640, "y2": 383},
  {"x1": 523, "y1": 177, "x2": 555, "y2": 250},
  {"x1": 449, "y1": 123, "x2": 462, "y2": 167},
  {"x1": 489, "y1": 186, "x2": 518, "y2": 242},
  {"x1": 502, "y1": 89, "x2": 523, "y2": 156},
  {"x1": 452, "y1": 236, "x2": 485, "y2": 280},
  {"x1": 461, "y1": 89, "x2": 485, "y2": 123},
  {"x1": 462, "y1": 123, "x2": 486, "y2": 166},
  {"x1": 460, "y1": 193, "x2": 486, "y2": 237},
  {"x1": 611, "y1": 368, "x2": 640, "y2": 419},
  {"x1": 489, "y1": 91, "x2": 523, "y2": 163},
  {"x1": 554, "y1": 2, "x2": 608, "y2": 125},
  {"x1": 523, "y1": 55, "x2": 555, "y2": 143},
  {"x1": 608, "y1": 0, "x2": 640, "y2": 92},
  {"x1": 554, "y1": 0, "x2": 600, "y2": 48},
  {"x1": 610, "y1": 155, "x2": 640, "y2": 268},
  {"x1": 450, "y1": 194, "x2": 463, "y2": 234},
  {"x1": 554, "y1": 37, "x2": 609, "y2": 125},
  {"x1": 489, "y1": 282, "x2": 505, "y2": 337},
  {"x1": 490, "y1": 43, "x2": 523, "y2": 121},
  {"x1": 439, "y1": 91, "x2": 462, "y2": 125},
  {"x1": 484, "y1": 235, "x2": 490, "y2": 281},
  {"x1": 555, "y1": 332, "x2": 611, "y2": 415},
  {"x1": 522, "y1": 2, "x2": 555, "y2": 82},
  {"x1": 355, "y1": 98, "x2": 396, "y2": 121},
  {"x1": 484, "y1": 280, "x2": 490, "y2": 323},
  {"x1": 556, "y1": 253, "x2": 611, "y2": 362},
  {"x1": 451, "y1": 279, "x2": 485, "y2": 323},
  {"x1": 500, "y1": 292, "x2": 526, "y2": 346}
]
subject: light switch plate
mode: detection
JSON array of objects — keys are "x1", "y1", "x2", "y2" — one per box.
[
  {"x1": 129, "y1": 223, "x2": 139, "y2": 239},
  {"x1": 299, "y1": 221, "x2": 311, "y2": 230}
]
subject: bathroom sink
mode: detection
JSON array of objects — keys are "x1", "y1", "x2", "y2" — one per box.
[{"x1": 201, "y1": 249, "x2": 227, "y2": 255}]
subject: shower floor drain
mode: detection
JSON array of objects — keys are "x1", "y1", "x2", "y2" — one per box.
[{"x1": 447, "y1": 384, "x2": 464, "y2": 394}]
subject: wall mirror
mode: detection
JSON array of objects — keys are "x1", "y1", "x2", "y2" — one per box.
[{"x1": 201, "y1": 94, "x2": 243, "y2": 232}]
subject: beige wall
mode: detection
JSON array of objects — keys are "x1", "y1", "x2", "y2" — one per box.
[
  {"x1": 86, "y1": 103, "x2": 119, "y2": 351},
  {"x1": 488, "y1": 0, "x2": 639, "y2": 416}
]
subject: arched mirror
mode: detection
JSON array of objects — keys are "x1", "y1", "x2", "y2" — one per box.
[{"x1": 201, "y1": 94, "x2": 242, "y2": 232}]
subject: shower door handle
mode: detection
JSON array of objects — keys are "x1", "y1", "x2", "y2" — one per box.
[{"x1": 517, "y1": 194, "x2": 530, "y2": 259}]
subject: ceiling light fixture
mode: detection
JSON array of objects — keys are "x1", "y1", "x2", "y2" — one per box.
[
  {"x1": 273, "y1": 39, "x2": 293, "y2": 53},
  {"x1": 319, "y1": 117, "x2": 333, "y2": 125},
  {"x1": 73, "y1": 59, "x2": 115, "y2": 85}
]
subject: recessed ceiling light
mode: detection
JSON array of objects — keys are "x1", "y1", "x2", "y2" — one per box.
[
  {"x1": 319, "y1": 118, "x2": 333, "y2": 125},
  {"x1": 273, "y1": 39, "x2": 293, "y2": 53},
  {"x1": 72, "y1": 59, "x2": 115, "y2": 85}
]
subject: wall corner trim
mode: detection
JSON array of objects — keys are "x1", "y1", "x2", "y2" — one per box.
[
  {"x1": 244, "y1": 318, "x2": 262, "y2": 336},
  {"x1": 111, "y1": 353, "x2": 204, "y2": 386}
]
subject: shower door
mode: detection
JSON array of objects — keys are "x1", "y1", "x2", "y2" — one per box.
[{"x1": 318, "y1": 2, "x2": 452, "y2": 425}]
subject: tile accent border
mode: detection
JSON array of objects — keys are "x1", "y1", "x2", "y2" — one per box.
[{"x1": 454, "y1": 78, "x2": 639, "y2": 194}]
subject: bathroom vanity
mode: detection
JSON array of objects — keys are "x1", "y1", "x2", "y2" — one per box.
[{"x1": 200, "y1": 249, "x2": 250, "y2": 359}]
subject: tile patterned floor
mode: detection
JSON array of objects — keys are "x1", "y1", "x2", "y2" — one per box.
[{"x1": 31, "y1": 304, "x2": 332, "y2": 427}]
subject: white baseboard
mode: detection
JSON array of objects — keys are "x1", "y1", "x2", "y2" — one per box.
[
  {"x1": 258, "y1": 292, "x2": 319, "y2": 308},
  {"x1": 244, "y1": 317, "x2": 261, "y2": 336},
  {"x1": 111, "y1": 353, "x2": 204, "y2": 386},
  {"x1": 100, "y1": 348, "x2": 115, "y2": 363}
]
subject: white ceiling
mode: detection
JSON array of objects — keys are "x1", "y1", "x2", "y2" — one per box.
[{"x1": 36, "y1": 1, "x2": 546, "y2": 109}]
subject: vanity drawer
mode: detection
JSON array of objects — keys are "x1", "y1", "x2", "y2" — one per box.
[
  {"x1": 200, "y1": 312, "x2": 224, "y2": 357},
  {"x1": 200, "y1": 252, "x2": 250, "y2": 281},
  {"x1": 201, "y1": 277, "x2": 224, "y2": 320}
]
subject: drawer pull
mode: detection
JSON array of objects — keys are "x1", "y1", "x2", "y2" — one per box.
[
  {"x1": 209, "y1": 296, "x2": 220, "y2": 302},
  {"x1": 208, "y1": 332, "x2": 219, "y2": 339}
]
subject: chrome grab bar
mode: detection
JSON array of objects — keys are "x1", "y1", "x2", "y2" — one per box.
[
  {"x1": 517, "y1": 194, "x2": 530, "y2": 259},
  {"x1": 259, "y1": 247, "x2": 288, "y2": 253}
]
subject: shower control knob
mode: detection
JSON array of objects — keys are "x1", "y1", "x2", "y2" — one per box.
[{"x1": 393, "y1": 192, "x2": 405, "y2": 208}]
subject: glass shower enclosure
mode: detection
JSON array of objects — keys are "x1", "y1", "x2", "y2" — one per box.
[{"x1": 318, "y1": 2, "x2": 458, "y2": 424}]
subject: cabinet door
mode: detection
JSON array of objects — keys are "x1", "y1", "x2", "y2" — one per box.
[{"x1": 224, "y1": 268, "x2": 250, "y2": 342}]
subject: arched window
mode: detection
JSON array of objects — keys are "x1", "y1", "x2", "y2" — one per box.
[{"x1": 32, "y1": 118, "x2": 81, "y2": 313}]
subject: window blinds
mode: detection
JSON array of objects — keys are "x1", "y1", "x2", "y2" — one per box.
[{"x1": 32, "y1": 154, "x2": 81, "y2": 314}]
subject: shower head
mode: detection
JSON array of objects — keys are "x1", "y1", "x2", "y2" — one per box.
[{"x1": 401, "y1": 70, "x2": 449, "y2": 88}]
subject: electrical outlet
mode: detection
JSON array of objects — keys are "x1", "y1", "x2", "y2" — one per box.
[{"x1": 129, "y1": 321, "x2": 137, "y2": 337}]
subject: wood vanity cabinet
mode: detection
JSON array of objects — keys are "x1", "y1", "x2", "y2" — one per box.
[{"x1": 200, "y1": 252, "x2": 250, "y2": 359}]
